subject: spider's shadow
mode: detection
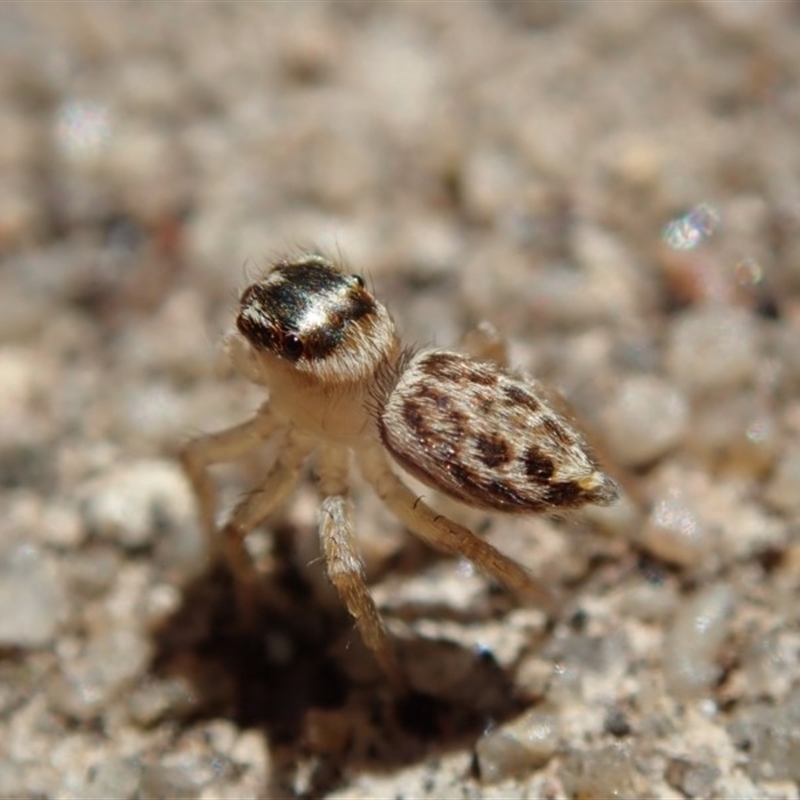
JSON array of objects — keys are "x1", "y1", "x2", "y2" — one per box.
[{"x1": 149, "y1": 521, "x2": 527, "y2": 797}]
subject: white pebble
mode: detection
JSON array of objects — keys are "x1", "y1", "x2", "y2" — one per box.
[
  {"x1": 475, "y1": 708, "x2": 560, "y2": 782},
  {"x1": 664, "y1": 584, "x2": 736, "y2": 698},
  {"x1": 602, "y1": 374, "x2": 689, "y2": 466},
  {"x1": 71, "y1": 758, "x2": 141, "y2": 800},
  {"x1": 561, "y1": 744, "x2": 647, "y2": 798},
  {"x1": 0, "y1": 346, "x2": 53, "y2": 422},
  {"x1": 0, "y1": 543, "x2": 64, "y2": 648},
  {"x1": 80, "y1": 460, "x2": 195, "y2": 551},
  {"x1": 665, "y1": 306, "x2": 759, "y2": 395},
  {"x1": 764, "y1": 447, "x2": 800, "y2": 515},
  {"x1": 461, "y1": 145, "x2": 519, "y2": 223},
  {"x1": 641, "y1": 487, "x2": 711, "y2": 568},
  {"x1": 50, "y1": 629, "x2": 153, "y2": 720}
]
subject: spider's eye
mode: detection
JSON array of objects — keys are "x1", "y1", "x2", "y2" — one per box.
[
  {"x1": 239, "y1": 284, "x2": 259, "y2": 306},
  {"x1": 351, "y1": 274, "x2": 365, "y2": 288},
  {"x1": 283, "y1": 333, "x2": 304, "y2": 360}
]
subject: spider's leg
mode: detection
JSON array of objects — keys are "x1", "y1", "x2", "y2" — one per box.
[
  {"x1": 459, "y1": 320, "x2": 509, "y2": 366},
  {"x1": 357, "y1": 444, "x2": 555, "y2": 613},
  {"x1": 217, "y1": 428, "x2": 314, "y2": 624},
  {"x1": 180, "y1": 400, "x2": 283, "y2": 545},
  {"x1": 316, "y1": 444, "x2": 400, "y2": 684}
]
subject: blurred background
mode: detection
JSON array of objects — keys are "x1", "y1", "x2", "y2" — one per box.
[{"x1": 1, "y1": 2, "x2": 800, "y2": 798}]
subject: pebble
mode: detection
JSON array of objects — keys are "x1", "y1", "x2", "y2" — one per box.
[
  {"x1": 664, "y1": 584, "x2": 736, "y2": 698},
  {"x1": 0, "y1": 542, "x2": 64, "y2": 648},
  {"x1": 664, "y1": 757, "x2": 720, "y2": 798},
  {"x1": 601, "y1": 374, "x2": 689, "y2": 466},
  {"x1": 461, "y1": 145, "x2": 520, "y2": 223},
  {"x1": 665, "y1": 306, "x2": 759, "y2": 395},
  {"x1": 80, "y1": 459, "x2": 196, "y2": 552},
  {"x1": 49, "y1": 629, "x2": 153, "y2": 720},
  {"x1": 114, "y1": 289, "x2": 215, "y2": 380},
  {"x1": 475, "y1": 709, "x2": 560, "y2": 782},
  {"x1": 0, "y1": 345, "x2": 55, "y2": 447},
  {"x1": 570, "y1": 224, "x2": 643, "y2": 320},
  {"x1": 729, "y1": 688, "x2": 800, "y2": 782},
  {"x1": 764, "y1": 446, "x2": 800, "y2": 515},
  {"x1": 138, "y1": 763, "x2": 204, "y2": 800},
  {"x1": 740, "y1": 629, "x2": 800, "y2": 701},
  {"x1": 69, "y1": 758, "x2": 142, "y2": 800},
  {"x1": 39, "y1": 503, "x2": 86, "y2": 550},
  {"x1": 126, "y1": 675, "x2": 198, "y2": 727},
  {"x1": 560, "y1": 744, "x2": 647, "y2": 799},
  {"x1": 61, "y1": 546, "x2": 123, "y2": 600},
  {"x1": 689, "y1": 395, "x2": 780, "y2": 478},
  {"x1": 641, "y1": 486, "x2": 712, "y2": 569}
]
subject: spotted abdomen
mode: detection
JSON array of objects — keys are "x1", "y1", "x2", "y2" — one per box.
[{"x1": 377, "y1": 349, "x2": 619, "y2": 513}]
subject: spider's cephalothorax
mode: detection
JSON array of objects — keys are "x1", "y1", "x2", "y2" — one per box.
[
  {"x1": 235, "y1": 254, "x2": 399, "y2": 385},
  {"x1": 181, "y1": 253, "x2": 620, "y2": 682}
]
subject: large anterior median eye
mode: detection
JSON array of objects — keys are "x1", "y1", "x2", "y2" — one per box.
[
  {"x1": 351, "y1": 274, "x2": 365, "y2": 288},
  {"x1": 282, "y1": 333, "x2": 304, "y2": 360}
]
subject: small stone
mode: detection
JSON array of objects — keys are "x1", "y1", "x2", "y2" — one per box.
[
  {"x1": 764, "y1": 446, "x2": 800, "y2": 515},
  {"x1": 0, "y1": 760, "x2": 59, "y2": 800},
  {"x1": 641, "y1": 487, "x2": 712, "y2": 568},
  {"x1": 604, "y1": 707, "x2": 632, "y2": 738},
  {"x1": 0, "y1": 345, "x2": 55, "y2": 447},
  {"x1": 689, "y1": 396, "x2": 780, "y2": 478},
  {"x1": 698, "y1": 0, "x2": 790, "y2": 32},
  {"x1": 475, "y1": 708, "x2": 560, "y2": 782},
  {"x1": 729, "y1": 689, "x2": 800, "y2": 782},
  {"x1": 61, "y1": 546, "x2": 122, "y2": 600},
  {"x1": 127, "y1": 675, "x2": 198, "y2": 726},
  {"x1": 664, "y1": 584, "x2": 736, "y2": 698},
  {"x1": 665, "y1": 306, "x2": 759, "y2": 395},
  {"x1": 74, "y1": 758, "x2": 142, "y2": 800},
  {"x1": 80, "y1": 460, "x2": 196, "y2": 552},
  {"x1": 602, "y1": 374, "x2": 689, "y2": 466},
  {"x1": 139, "y1": 764, "x2": 203, "y2": 800},
  {"x1": 461, "y1": 145, "x2": 519, "y2": 223},
  {"x1": 513, "y1": 656, "x2": 553, "y2": 701},
  {"x1": 560, "y1": 744, "x2": 647, "y2": 799},
  {"x1": 665, "y1": 757, "x2": 721, "y2": 799},
  {"x1": 39, "y1": 503, "x2": 85, "y2": 549},
  {"x1": 740, "y1": 629, "x2": 800, "y2": 701},
  {"x1": 0, "y1": 542, "x2": 64, "y2": 648},
  {"x1": 49, "y1": 629, "x2": 153, "y2": 720}
]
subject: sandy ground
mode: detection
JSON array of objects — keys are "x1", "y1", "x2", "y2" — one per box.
[{"x1": 1, "y1": 2, "x2": 800, "y2": 798}]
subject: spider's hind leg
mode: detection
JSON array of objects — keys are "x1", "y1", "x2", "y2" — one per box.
[
  {"x1": 358, "y1": 445, "x2": 556, "y2": 614},
  {"x1": 459, "y1": 320, "x2": 509, "y2": 366}
]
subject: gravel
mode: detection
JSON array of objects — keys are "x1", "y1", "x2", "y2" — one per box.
[{"x1": 1, "y1": 1, "x2": 799, "y2": 798}]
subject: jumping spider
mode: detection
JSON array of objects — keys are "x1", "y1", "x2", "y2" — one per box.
[{"x1": 181, "y1": 254, "x2": 619, "y2": 680}]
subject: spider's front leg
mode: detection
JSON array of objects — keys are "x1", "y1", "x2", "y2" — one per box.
[
  {"x1": 180, "y1": 400, "x2": 283, "y2": 543},
  {"x1": 315, "y1": 444, "x2": 400, "y2": 684},
  {"x1": 357, "y1": 445, "x2": 556, "y2": 613},
  {"x1": 180, "y1": 403, "x2": 312, "y2": 623}
]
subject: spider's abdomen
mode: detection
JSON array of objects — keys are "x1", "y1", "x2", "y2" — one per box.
[{"x1": 377, "y1": 349, "x2": 619, "y2": 513}]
